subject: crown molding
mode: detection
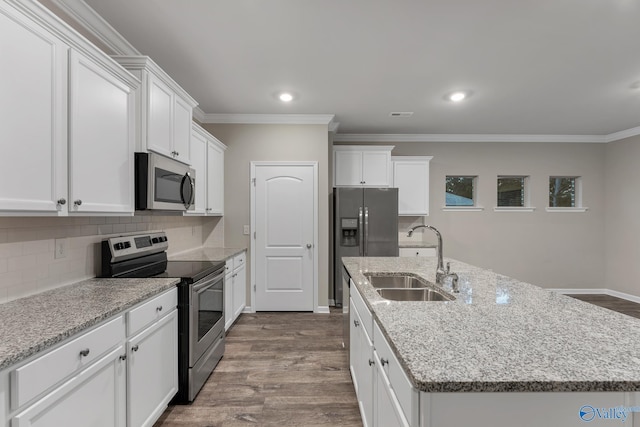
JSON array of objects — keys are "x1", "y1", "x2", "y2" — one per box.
[
  {"x1": 192, "y1": 107, "x2": 206, "y2": 124},
  {"x1": 328, "y1": 120, "x2": 341, "y2": 133},
  {"x1": 333, "y1": 133, "x2": 611, "y2": 143},
  {"x1": 604, "y1": 125, "x2": 640, "y2": 143},
  {"x1": 201, "y1": 114, "x2": 336, "y2": 126},
  {"x1": 49, "y1": 0, "x2": 139, "y2": 55}
]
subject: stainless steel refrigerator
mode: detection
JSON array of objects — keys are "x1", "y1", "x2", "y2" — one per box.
[{"x1": 333, "y1": 187, "x2": 398, "y2": 307}]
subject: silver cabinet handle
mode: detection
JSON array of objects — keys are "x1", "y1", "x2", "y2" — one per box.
[
  {"x1": 57, "y1": 198, "x2": 66, "y2": 205},
  {"x1": 381, "y1": 358, "x2": 389, "y2": 366},
  {"x1": 74, "y1": 200, "x2": 82, "y2": 206},
  {"x1": 156, "y1": 306, "x2": 163, "y2": 312},
  {"x1": 131, "y1": 345, "x2": 139, "y2": 352},
  {"x1": 353, "y1": 320, "x2": 360, "y2": 327},
  {"x1": 79, "y1": 349, "x2": 90, "y2": 357},
  {"x1": 306, "y1": 243, "x2": 312, "y2": 249},
  {"x1": 119, "y1": 354, "x2": 127, "y2": 361},
  {"x1": 368, "y1": 359, "x2": 375, "y2": 366},
  {"x1": 176, "y1": 151, "x2": 179, "y2": 156}
]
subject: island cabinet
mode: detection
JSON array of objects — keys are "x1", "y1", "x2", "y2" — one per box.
[
  {"x1": 334, "y1": 146, "x2": 394, "y2": 187},
  {"x1": 112, "y1": 56, "x2": 198, "y2": 166},
  {"x1": 225, "y1": 251, "x2": 246, "y2": 331},
  {"x1": 0, "y1": 288, "x2": 177, "y2": 427},
  {"x1": 0, "y1": 0, "x2": 138, "y2": 216},
  {"x1": 350, "y1": 282, "x2": 416, "y2": 427}
]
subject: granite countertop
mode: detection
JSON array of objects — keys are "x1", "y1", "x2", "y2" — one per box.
[
  {"x1": 0, "y1": 277, "x2": 179, "y2": 370},
  {"x1": 398, "y1": 243, "x2": 438, "y2": 249},
  {"x1": 343, "y1": 256, "x2": 640, "y2": 393},
  {"x1": 169, "y1": 247, "x2": 246, "y2": 262}
]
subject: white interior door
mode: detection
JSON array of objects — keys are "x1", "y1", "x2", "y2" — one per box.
[{"x1": 253, "y1": 163, "x2": 316, "y2": 311}]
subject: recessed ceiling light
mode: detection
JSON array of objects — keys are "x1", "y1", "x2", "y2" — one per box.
[
  {"x1": 449, "y1": 91, "x2": 467, "y2": 102},
  {"x1": 279, "y1": 92, "x2": 294, "y2": 102}
]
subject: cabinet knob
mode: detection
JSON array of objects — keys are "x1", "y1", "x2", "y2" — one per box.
[
  {"x1": 156, "y1": 305, "x2": 163, "y2": 312},
  {"x1": 57, "y1": 198, "x2": 66, "y2": 205},
  {"x1": 381, "y1": 358, "x2": 389, "y2": 366},
  {"x1": 368, "y1": 359, "x2": 375, "y2": 366},
  {"x1": 353, "y1": 320, "x2": 360, "y2": 327},
  {"x1": 119, "y1": 354, "x2": 127, "y2": 361},
  {"x1": 79, "y1": 348, "x2": 90, "y2": 357},
  {"x1": 176, "y1": 151, "x2": 179, "y2": 156},
  {"x1": 132, "y1": 345, "x2": 139, "y2": 352},
  {"x1": 74, "y1": 200, "x2": 82, "y2": 206},
  {"x1": 306, "y1": 243, "x2": 312, "y2": 249}
]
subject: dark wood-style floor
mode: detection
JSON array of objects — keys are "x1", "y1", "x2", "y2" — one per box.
[
  {"x1": 154, "y1": 310, "x2": 362, "y2": 427},
  {"x1": 569, "y1": 294, "x2": 640, "y2": 319}
]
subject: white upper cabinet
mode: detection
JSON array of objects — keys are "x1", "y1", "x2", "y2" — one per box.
[
  {"x1": 334, "y1": 146, "x2": 394, "y2": 187},
  {"x1": 68, "y1": 50, "x2": 136, "y2": 214},
  {"x1": 113, "y1": 56, "x2": 198, "y2": 165},
  {"x1": 0, "y1": 2, "x2": 68, "y2": 214},
  {"x1": 0, "y1": 1, "x2": 138, "y2": 216},
  {"x1": 392, "y1": 156, "x2": 432, "y2": 216},
  {"x1": 189, "y1": 123, "x2": 226, "y2": 216}
]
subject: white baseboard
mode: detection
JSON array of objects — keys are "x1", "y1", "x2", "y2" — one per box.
[
  {"x1": 242, "y1": 306, "x2": 254, "y2": 314},
  {"x1": 549, "y1": 288, "x2": 640, "y2": 304},
  {"x1": 315, "y1": 306, "x2": 330, "y2": 314}
]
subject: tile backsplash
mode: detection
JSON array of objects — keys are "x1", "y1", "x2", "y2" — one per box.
[{"x1": 0, "y1": 215, "x2": 223, "y2": 303}]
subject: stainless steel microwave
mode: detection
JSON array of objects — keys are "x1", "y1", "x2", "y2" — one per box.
[{"x1": 135, "y1": 152, "x2": 195, "y2": 211}]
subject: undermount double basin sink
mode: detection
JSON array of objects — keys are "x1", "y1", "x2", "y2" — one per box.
[{"x1": 364, "y1": 274, "x2": 455, "y2": 302}]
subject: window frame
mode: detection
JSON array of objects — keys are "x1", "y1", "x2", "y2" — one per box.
[
  {"x1": 494, "y1": 175, "x2": 535, "y2": 212},
  {"x1": 546, "y1": 176, "x2": 588, "y2": 213},
  {"x1": 443, "y1": 175, "x2": 484, "y2": 212}
]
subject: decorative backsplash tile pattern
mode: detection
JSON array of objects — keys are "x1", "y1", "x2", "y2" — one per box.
[{"x1": 0, "y1": 216, "x2": 223, "y2": 303}]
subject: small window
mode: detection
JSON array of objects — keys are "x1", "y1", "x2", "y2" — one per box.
[
  {"x1": 549, "y1": 176, "x2": 580, "y2": 207},
  {"x1": 497, "y1": 176, "x2": 527, "y2": 207},
  {"x1": 446, "y1": 176, "x2": 476, "y2": 206}
]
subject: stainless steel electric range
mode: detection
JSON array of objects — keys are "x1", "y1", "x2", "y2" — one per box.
[{"x1": 101, "y1": 231, "x2": 225, "y2": 403}]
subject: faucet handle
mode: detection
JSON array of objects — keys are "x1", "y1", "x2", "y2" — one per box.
[{"x1": 446, "y1": 262, "x2": 451, "y2": 273}]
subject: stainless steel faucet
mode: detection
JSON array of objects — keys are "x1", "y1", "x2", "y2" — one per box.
[{"x1": 407, "y1": 225, "x2": 459, "y2": 292}]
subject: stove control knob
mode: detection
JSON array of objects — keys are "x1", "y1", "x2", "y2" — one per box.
[
  {"x1": 124, "y1": 242, "x2": 131, "y2": 249},
  {"x1": 114, "y1": 243, "x2": 124, "y2": 250},
  {"x1": 152, "y1": 237, "x2": 159, "y2": 244}
]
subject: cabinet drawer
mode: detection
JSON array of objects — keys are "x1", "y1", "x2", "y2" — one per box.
[
  {"x1": 233, "y1": 252, "x2": 245, "y2": 270},
  {"x1": 374, "y1": 322, "x2": 419, "y2": 425},
  {"x1": 127, "y1": 288, "x2": 177, "y2": 337},
  {"x1": 11, "y1": 315, "x2": 125, "y2": 409},
  {"x1": 350, "y1": 281, "x2": 373, "y2": 339}
]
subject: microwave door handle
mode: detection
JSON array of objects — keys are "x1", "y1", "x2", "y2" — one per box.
[{"x1": 181, "y1": 173, "x2": 194, "y2": 209}]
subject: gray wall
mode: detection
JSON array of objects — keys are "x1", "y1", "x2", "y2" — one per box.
[
  {"x1": 337, "y1": 141, "x2": 607, "y2": 289},
  {"x1": 604, "y1": 134, "x2": 640, "y2": 296},
  {"x1": 204, "y1": 123, "x2": 330, "y2": 308}
]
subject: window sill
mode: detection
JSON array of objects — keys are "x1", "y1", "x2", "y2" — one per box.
[
  {"x1": 493, "y1": 207, "x2": 536, "y2": 212},
  {"x1": 442, "y1": 206, "x2": 484, "y2": 212},
  {"x1": 545, "y1": 207, "x2": 589, "y2": 213}
]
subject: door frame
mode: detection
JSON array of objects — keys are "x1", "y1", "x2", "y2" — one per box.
[{"x1": 250, "y1": 161, "x2": 319, "y2": 312}]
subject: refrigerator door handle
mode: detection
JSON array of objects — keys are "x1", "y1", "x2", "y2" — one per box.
[
  {"x1": 364, "y1": 207, "x2": 369, "y2": 256},
  {"x1": 359, "y1": 207, "x2": 364, "y2": 256}
]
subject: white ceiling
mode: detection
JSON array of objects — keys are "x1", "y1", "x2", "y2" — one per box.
[{"x1": 83, "y1": 0, "x2": 640, "y2": 137}]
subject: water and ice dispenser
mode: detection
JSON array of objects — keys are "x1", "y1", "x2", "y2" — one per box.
[{"x1": 340, "y1": 218, "x2": 359, "y2": 247}]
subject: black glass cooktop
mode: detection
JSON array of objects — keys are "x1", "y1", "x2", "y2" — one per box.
[{"x1": 116, "y1": 260, "x2": 224, "y2": 283}]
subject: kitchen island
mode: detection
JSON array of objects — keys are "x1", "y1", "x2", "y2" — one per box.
[{"x1": 343, "y1": 256, "x2": 640, "y2": 426}]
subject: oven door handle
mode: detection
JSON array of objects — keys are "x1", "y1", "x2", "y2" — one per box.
[{"x1": 192, "y1": 272, "x2": 225, "y2": 293}]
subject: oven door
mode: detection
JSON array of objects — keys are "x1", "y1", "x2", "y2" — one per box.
[{"x1": 189, "y1": 270, "x2": 224, "y2": 366}]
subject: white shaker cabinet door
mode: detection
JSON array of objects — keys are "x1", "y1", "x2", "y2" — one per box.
[
  {"x1": 206, "y1": 140, "x2": 225, "y2": 215},
  {"x1": 361, "y1": 151, "x2": 391, "y2": 187},
  {"x1": 147, "y1": 73, "x2": 174, "y2": 159},
  {"x1": 334, "y1": 150, "x2": 363, "y2": 186},
  {"x1": 68, "y1": 50, "x2": 135, "y2": 214},
  {"x1": 232, "y1": 263, "x2": 246, "y2": 319},
  {"x1": 0, "y1": 4, "x2": 68, "y2": 213},
  {"x1": 127, "y1": 310, "x2": 178, "y2": 427},
  {"x1": 11, "y1": 346, "x2": 127, "y2": 427},
  {"x1": 172, "y1": 96, "x2": 192, "y2": 165},
  {"x1": 189, "y1": 128, "x2": 208, "y2": 215}
]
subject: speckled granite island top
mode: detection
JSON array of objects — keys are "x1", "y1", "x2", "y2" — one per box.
[
  {"x1": 0, "y1": 277, "x2": 179, "y2": 370},
  {"x1": 343, "y1": 256, "x2": 640, "y2": 393},
  {"x1": 169, "y1": 247, "x2": 246, "y2": 262}
]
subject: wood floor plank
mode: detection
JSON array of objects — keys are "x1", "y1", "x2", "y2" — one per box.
[{"x1": 154, "y1": 310, "x2": 362, "y2": 427}]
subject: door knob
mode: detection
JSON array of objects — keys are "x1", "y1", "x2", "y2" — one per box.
[{"x1": 306, "y1": 243, "x2": 312, "y2": 249}]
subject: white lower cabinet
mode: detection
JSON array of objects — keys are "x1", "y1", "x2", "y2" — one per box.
[
  {"x1": 127, "y1": 310, "x2": 178, "y2": 427},
  {"x1": 11, "y1": 346, "x2": 126, "y2": 427},
  {"x1": 225, "y1": 251, "x2": 246, "y2": 331},
  {"x1": 3, "y1": 288, "x2": 178, "y2": 427},
  {"x1": 398, "y1": 247, "x2": 436, "y2": 257},
  {"x1": 350, "y1": 284, "x2": 416, "y2": 427}
]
